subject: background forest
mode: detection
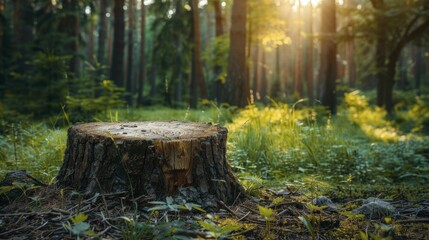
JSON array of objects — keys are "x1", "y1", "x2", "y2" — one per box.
[
  {"x1": 1, "y1": 0, "x2": 428, "y2": 119},
  {"x1": 1, "y1": 0, "x2": 429, "y2": 238}
]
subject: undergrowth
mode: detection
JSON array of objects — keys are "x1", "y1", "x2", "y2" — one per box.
[{"x1": 1, "y1": 92, "x2": 429, "y2": 189}]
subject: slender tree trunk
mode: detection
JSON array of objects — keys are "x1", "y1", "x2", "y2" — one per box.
[
  {"x1": 413, "y1": 46, "x2": 424, "y2": 95},
  {"x1": 126, "y1": 0, "x2": 135, "y2": 105},
  {"x1": 397, "y1": 49, "x2": 408, "y2": 90},
  {"x1": 110, "y1": 0, "x2": 125, "y2": 87},
  {"x1": 252, "y1": 42, "x2": 260, "y2": 102},
  {"x1": 384, "y1": 55, "x2": 399, "y2": 113},
  {"x1": 97, "y1": 0, "x2": 107, "y2": 65},
  {"x1": 260, "y1": 49, "x2": 267, "y2": 102},
  {"x1": 137, "y1": 0, "x2": 146, "y2": 106},
  {"x1": 294, "y1": 2, "x2": 303, "y2": 99},
  {"x1": 304, "y1": 4, "x2": 314, "y2": 105},
  {"x1": 319, "y1": 0, "x2": 337, "y2": 114},
  {"x1": 172, "y1": 0, "x2": 183, "y2": 107},
  {"x1": 13, "y1": 0, "x2": 33, "y2": 53},
  {"x1": 213, "y1": 0, "x2": 225, "y2": 103},
  {"x1": 149, "y1": 28, "x2": 157, "y2": 99},
  {"x1": 345, "y1": 0, "x2": 356, "y2": 88},
  {"x1": 0, "y1": 0, "x2": 5, "y2": 97},
  {"x1": 60, "y1": 0, "x2": 80, "y2": 78},
  {"x1": 107, "y1": 14, "x2": 113, "y2": 66},
  {"x1": 88, "y1": 15, "x2": 95, "y2": 65},
  {"x1": 227, "y1": 0, "x2": 248, "y2": 107},
  {"x1": 272, "y1": 46, "x2": 281, "y2": 99},
  {"x1": 205, "y1": 4, "x2": 212, "y2": 50},
  {"x1": 283, "y1": 2, "x2": 292, "y2": 98},
  {"x1": 190, "y1": 0, "x2": 207, "y2": 108}
]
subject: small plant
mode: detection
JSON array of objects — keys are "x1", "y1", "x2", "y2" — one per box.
[
  {"x1": 63, "y1": 213, "x2": 95, "y2": 240},
  {"x1": 258, "y1": 205, "x2": 276, "y2": 239},
  {"x1": 148, "y1": 196, "x2": 204, "y2": 213},
  {"x1": 199, "y1": 219, "x2": 239, "y2": 239},
  {"x1": 298, "y1": 215, "x2": 315, "y2": 240},
  {"x1": 121, "y1": 216, "x2": 155, "y2": 240}
]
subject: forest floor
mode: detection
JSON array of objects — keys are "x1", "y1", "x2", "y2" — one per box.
[
  {"x1": 2, "y1": 96, "x2": 429, "y2": 239},
  {"x1": 1, "y1": 183, "x2": 429, "y2": 239}
]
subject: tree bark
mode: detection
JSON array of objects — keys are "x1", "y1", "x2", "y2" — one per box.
[
  {"x1": 252, "y1": 42, "x2": 260, "y2": 102},
  {"x1": 413, "y1": 46, "x2": 424, "y2": 95},
  {"x1": 190, "y1": 0, "x2": 207, "y2": 108},
  {"x1": 57, "y1": 122, "x2": 244, "y2": 207},
  {"x1": 126, "y1": 0, "x2": 135, "y2": 105},
  {"x1": 260, "y1": 49, "x2": 267, "y2": 102},
  {"x1": 227, "y1": 0, "x2": 248, "y2": 107},
  {"x1": 60, "y1": 0, "x2": 80, "y2": 78},
  {"x1": 137, "y1": 0, "x2": 146, "y2": 106},
  {"x1": 304, "y1": 4, "x2": 314, "y2": 105},
  {"x1": 88, "y1": 15, "x2": 95, "y2": 65},
  {"x1": 97, "y1": 0, "x2": 107, "y2": 65},
  {"x1": 345, "y1": 0, "x2": 356, "y2": 88},
  {"x1": 213, "y1": 0, "x2": 225, "y2": 103},
  {"x1": 110, "y1": 0, "x2": 125, "y2": 87},
  {"x1": 0, "y1": 0, "x2": 4, "y2": 97},
  {"x1": 294, "y1": 2, "x2": 303, "y2": 100},
  {"x1": 319, "y1": 0, "x2": 337, "y2": 114}
]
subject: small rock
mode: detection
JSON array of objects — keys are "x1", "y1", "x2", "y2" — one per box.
[
  {"x1": 352, "y1": 197, "x2": 395, "y2": 219},
  {"x1": 277, "y1": 189, "x2": 290, "y2": 195},
  {"x1": 311, "y1": 196, "x2": 337, "y2": 211}
]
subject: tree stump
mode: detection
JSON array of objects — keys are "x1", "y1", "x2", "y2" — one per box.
[{"x1": 57, "y1": 121, "x2": 244, "y2": 206}]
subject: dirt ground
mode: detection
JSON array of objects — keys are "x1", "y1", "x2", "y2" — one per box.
[{"x1": 1, "y1": 184, "x2": 429, "y2": 239}]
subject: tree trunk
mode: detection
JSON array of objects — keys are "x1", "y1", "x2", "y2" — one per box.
[
  {"x1": 260, "y1": 49, "x2": 267, "y2": 102},
  {"x1": 57, "y1": 122, "x2": 244, "y2": 207},
  {"x1": 110, "y1": 0, "x2": 125, "y2": 87},
  {"x1": 88, "y1": 15, "x2": 95, "y2": 65},
  {"x1": 252, "y1": 42, "x2": 260, "y2": 102},
  {"x1": 213, "y1": 0, "x2": 225, "y2": 103},
  {"x1": 305, "y1": 4, "x2": 314, "y2": 105},
  {"x1": 272, "y1": 46, "x2": 282, "y2": 99},
  {"x1": 149, "y1": 28, "x2": 158, "y2": 99},
  {"x1": 384, "y1": 51, "x2": 401, "y2": 113},
  {"x1": 320, "y1": 0, "x2": 337, "y2": 114},
  {"x1": 137, "y1": 0, "x2": 146, "y2": 106},
  {"x1": 227, "y1": 0, "x2": 248, "y2": 107},
  {"x1": 294, "y1": 2, "x2": 303, "y2": 100},
  {"x1": 413, "y1": 46, "x2": 424, "y2": 95},
  {"x1": 190, "y1": 0, "x2": 207, "y2": 108},
  {"x1": 97, "y1": 0, "x2": 107, "y2": 65},
  {"x1": 60, "y1": 0, "x2": 80, "y2": 78},
  {"x1": 345, "y1": 0, "x2": 356, "y2": 88},
  {"x1": 0, "y1": 0, "x2": 4, "y2": 97},
  {"x1": 126, "y1": 0, "x2": 135, "y2": 105}
]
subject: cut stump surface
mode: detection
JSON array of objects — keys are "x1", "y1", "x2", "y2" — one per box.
[{"x1": 57, "y1": 121, "x2": 243, "y2": 206}]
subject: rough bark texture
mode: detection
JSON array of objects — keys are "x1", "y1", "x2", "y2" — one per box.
[
  {"x1": 97, "y1": 0, "x2": 107, "y2": 65},
  {"x1": 136, "y1": 0, "x2": 146, "y2": 106},
  {"x1": 57, "y1": 122, "x2": 244, "y2": 207},
  {"x1": 227, "y1": 0, "x2": 248, "y2": 107},
  {"x1": 110, "y1": 0, "x2": 125, "y2": 87},
  {"x1": 319, "y1": 0, "x2": 337, "y2": 114}
]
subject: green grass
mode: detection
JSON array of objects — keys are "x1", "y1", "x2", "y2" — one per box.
[{"x1": 1, "y1": 92, "x2": 429, "y2": 191}]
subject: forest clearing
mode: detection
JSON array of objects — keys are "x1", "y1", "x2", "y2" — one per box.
[{"x1": 1, "y1": 0, "x2": 429, "y2": 239}]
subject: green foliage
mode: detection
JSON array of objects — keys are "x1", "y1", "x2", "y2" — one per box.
[
  {"x1": 298, "y1": 215, "x2": 315, "y2": 240},
  {"x1": 228, "y1": 100, "x2": 429, "y2": 184},
  {"x1": 0, "y1": 123, "x2": 66, "y2": 183},
  {"x1": 5, "y1": 52, "x2": 70, "y2": 118},
  {"x1": 66, "y1": 80, "x2": 125, "y2": 122},
  {"x1": 147, "y1": 196, "x2": 205, "y2": 213},
  {"x1": 199, "y1": 219, "x2": 239, "y2": 239},
  {"x1": 63, "y1": 213, "x2": 96, "y2": 239},
  {"x1": 121, "y1": 216, "x2": 156, "y2": 240}
]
